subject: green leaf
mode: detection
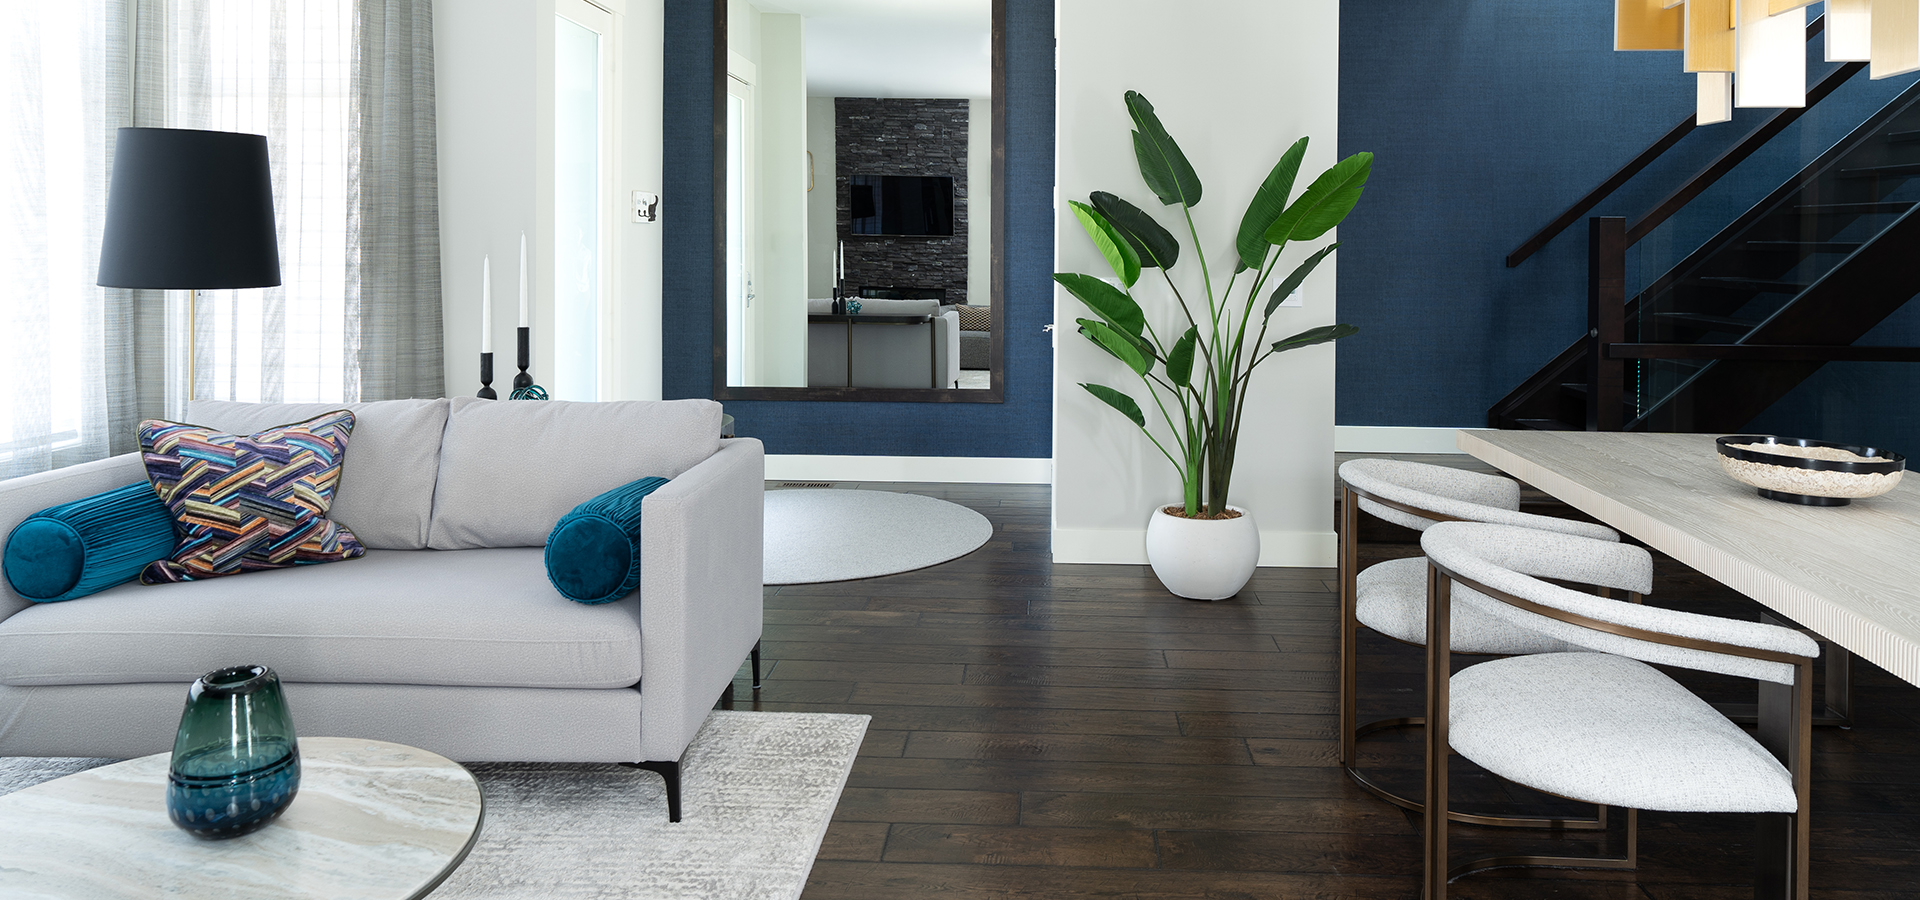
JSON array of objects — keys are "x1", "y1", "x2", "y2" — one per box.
[
  {"x1": 1078, "y1": 318, "x2": 1151, "y2": 375},
  {"x1": 1269, "y1": 323, "x2": 1359, "y2": 354},
  {"x1": 1080, "y1": 383, "x2": 1145, "y2": 428},
  {"x1": 1053, "y1": 272, "x2": 1145, "y2": 336},
  {"x1": 1263, "y1": 243, "x2": 1340, "y2": 318},
  {"x1": 1166, "y1": 326, "x2": 1198, "y2": 388},
  {"x1": 1069, "y1": 201, "x2": 1140, "y2": 287},
  {"x1": 1265, "y1": 152, "x2": 1373, "y2": 245},
  {"x1": 1126, "y1": 91, "x2": 1202, "y2": 208},
  {"x1": 1091, "y1": 191, "x2": 1180, "y2": 269},
  {"x1": 1235, "y1": 137, "x2": 1308, "y2": 272}
]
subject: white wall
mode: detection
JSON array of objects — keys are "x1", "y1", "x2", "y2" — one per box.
[
  {"x1": 753, "y1": 12, "x2": 808, "y2": 386},
  {"x1": 966, "y1": 96, "x2": 990, "y2": 307},
  {"x1": 1052, "y1": 0, "x2": 1341, "y2": 567},
  {"x1": 805, "y1": 96, "x2": 837, "y2": 299},
  {"x1": 437, "y1": 0, "x2": 665, "y2": 402}
]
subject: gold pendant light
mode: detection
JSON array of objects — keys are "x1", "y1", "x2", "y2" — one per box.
[{"x1": 1617, "y1": 0, "x2": 1920, "y2": 124}]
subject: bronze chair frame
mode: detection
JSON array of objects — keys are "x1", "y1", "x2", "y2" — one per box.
[
  {"x1": 1422, "y1": 557, "x2": 1812, "y2": 900},
  {"x1": 1338, "y1": 480, "x2": 1620, "y2": 831}
]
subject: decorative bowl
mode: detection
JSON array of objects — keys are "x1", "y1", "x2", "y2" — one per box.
[{"x1": 1715, "y1": 435, "x2": 1905, "y2": 507}]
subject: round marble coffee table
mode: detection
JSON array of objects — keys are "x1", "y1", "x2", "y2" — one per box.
[{"x1": 0, "y1": 737, "x2": 484, "y2": 899}]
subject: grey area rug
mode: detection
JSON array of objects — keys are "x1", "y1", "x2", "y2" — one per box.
[
  {"x1": 765, "y1": 488, "x2": 994, "y2": 584},
  {"x1": 0, "y1": 711, "x2": 867, "y2": 900}
]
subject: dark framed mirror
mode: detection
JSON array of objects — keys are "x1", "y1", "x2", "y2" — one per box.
[{"x1": 712, "y1": 0, "x2": 1005, "y2": 403}]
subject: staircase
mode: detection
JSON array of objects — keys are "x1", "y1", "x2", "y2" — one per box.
[{"x1": 1490, "y1": 63, "x2": 1920, "y2": 433}]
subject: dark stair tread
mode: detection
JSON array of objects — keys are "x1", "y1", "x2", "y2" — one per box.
[
  {"x1": 1744, "y1": 240, "x2": 1863, "y2": 253},
  {"x1": 1692, "y1": 276, "x2": 1809, "y2": 293},
  {"x1": 1652, "y1": 312, "x2": 1761, "y2": 332},
  {"x1": 1793, "y1": 201, "x2": 1915, "y2": 214},
  {"x1": 1515, "y1": 418, "x2": 1580, "y2": 431},
  {"x1": 1839, "y1": 162, "x2": 1920, "y2": 177},
  {"x1": 1887, "y1": 129, "x2": 1920, "y2": 144}
]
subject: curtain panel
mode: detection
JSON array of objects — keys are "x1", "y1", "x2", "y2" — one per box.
[{"x1": 1, "y1": 0, "x2": 442, "y2": 481}]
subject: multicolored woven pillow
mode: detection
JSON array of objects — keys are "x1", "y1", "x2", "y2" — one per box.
[{"x1": 137, "y1": 410, "x2": 365, "y2": 584}]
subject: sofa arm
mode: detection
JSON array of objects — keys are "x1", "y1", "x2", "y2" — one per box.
[
  {"x1": 0, "y1": 454, "x2": 153, "y2": 621},
  {"x1": 636, "y1": 437, "x2": 764, "y2": 761}
]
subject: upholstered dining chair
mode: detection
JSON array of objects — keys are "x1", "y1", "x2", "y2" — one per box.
[
  {"x1": 1336, "y1": 459, "x2": 1620, "y2": 826},
  {"x1": 1419, "y1": 522, "x2": 1818, "y2": 900}
]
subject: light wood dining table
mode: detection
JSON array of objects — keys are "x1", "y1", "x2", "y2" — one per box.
[
  {"x1": 1457, "y1": 429, "x2": 1920, "y2": 689},
  {"x1": 1450, "y1": 428, "x2": 1918, "y2": 900}
]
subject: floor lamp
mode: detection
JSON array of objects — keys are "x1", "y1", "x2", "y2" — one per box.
[{"x1": 97, "y1": 127, "x2": 281, "y2": 403}]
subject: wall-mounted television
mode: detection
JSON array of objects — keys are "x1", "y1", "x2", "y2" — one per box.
[{"x1": 850, "y1": 174, "x2": 955, "y2": 237}]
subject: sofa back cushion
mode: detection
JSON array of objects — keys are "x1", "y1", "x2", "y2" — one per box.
[
  {"x1": 426, "y1": 398, "x2": 723, "y2": 550},
  {"x1": 186, "y1": 399, "x2": 450, "y2": 550}
]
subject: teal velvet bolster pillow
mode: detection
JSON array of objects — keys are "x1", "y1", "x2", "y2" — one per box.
[
  {"x1": 545, "y1": 476, "x2": 670, "y2": 604},
  {"x1": 4, "y1": 483, "x2": 179, "y2": 602}
]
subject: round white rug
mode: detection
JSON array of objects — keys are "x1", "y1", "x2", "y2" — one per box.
[{"x1": 764, "y1": 489, "x2": 993, "y2": 584}]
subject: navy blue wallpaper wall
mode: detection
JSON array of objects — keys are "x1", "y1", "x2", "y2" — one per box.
[
  {"x1": 662, "y1": 0, "x2": 1054, "y2": 458},
  {"x1": 1337, "y1": 0, "x2": 1920, "y2": 445}
]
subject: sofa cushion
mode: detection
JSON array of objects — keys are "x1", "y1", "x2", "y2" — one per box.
[
  {"x1": 0, "y1": 548, "x2": 642, "y2": 689},
  {"x1": 427, "y1": 399, "x2": 722, "y2": 550},
  {"x1": 187, "y1": 399, "x2": 450, "y2": 550},
  {"x1": 138, "y1": 412, "x2": 365, "y2": 584},
  {"x1": 2, "y1": 483, "x2": 178, "y2": 602}
]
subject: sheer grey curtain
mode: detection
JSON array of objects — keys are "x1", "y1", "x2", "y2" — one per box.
[{"x1": 1, "y1": 0, "x2": 442, "y2": 480}]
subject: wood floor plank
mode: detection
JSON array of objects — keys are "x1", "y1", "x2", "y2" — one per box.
[
  {"x1": 846, "y1": 682, "x2": 1335, "y2": 716},
  {"x1": 881, "y1": 823, "x2": 1158, "y2": 867},
  {"x1": 1019, "y1": 791, "x2": 1415, "y2": 835},
  {"x1": 842, "y1": 756, "x2": 1375, "y2": 800},
  {"x1": 902, "y1": 731, "x2": 1254, "y2": 765},
  {"x1": 815, "y1": 821, "x2": 890, "y2": 862},
  {"x1": 832, "y1": 787, "x2": 1020, "y2": 825}
]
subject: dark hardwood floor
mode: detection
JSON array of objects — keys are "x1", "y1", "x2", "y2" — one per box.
[{"x1": 740, "y1": 470, "x2": 1920, "y2": 899}]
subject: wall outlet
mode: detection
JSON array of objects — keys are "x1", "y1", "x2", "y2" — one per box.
[
  {"x1": 632, "y1": 191, "x2": 658, "y2": 224},
  {"x1": 1278, "y1": 288, "x2": 1303, "y2": 308}
]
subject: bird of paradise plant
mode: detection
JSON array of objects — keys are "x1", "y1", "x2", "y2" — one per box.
[{"x1": 1057, "y1": 91, "x2": 1371, "y2": 519}]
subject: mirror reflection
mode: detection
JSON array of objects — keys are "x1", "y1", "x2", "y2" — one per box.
[{"x1": 724, "y1": 0, "x2": 994, "y2": 391}]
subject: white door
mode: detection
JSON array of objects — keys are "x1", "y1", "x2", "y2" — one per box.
[{"x1": 554, "y1": 0, "x2": 614, "y2": 400}]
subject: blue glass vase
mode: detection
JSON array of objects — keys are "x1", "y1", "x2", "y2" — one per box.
[{"x1": 166, "y1": 665, "x2": 301, "y2": 839}]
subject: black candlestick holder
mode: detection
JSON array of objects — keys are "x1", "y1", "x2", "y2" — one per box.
[
  {"x1": 513, "y1": 327, "x2": 533, "y2": 390},
  {"x1": 477, "y1": 352, "x2": 498, "y2": 399},
  {"x1": 508, "y1": 326, "x2": 549, "y2": 400}
]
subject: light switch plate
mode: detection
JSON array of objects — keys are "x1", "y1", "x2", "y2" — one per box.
[
  {"x1": 1278, "y1": 288, "x2": 1303, "y2": 308},
  {"x1": 632, "y1": 191, "x2": 659, "y2": 224}
]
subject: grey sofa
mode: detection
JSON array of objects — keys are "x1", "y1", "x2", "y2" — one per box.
[
  {"x1": 806, "y1": 298, "x2": 961, "y2": 389},
  {"x1": 0, "y1": 396, "x2": 763, "y2": 821}
]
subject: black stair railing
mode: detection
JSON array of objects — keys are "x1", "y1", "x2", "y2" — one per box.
[{"x1": 1496, "y1": 14, "x2": 1920, "y2": 432}]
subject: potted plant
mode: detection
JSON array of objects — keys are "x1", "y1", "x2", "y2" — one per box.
[{"x1": 1057, "y1": 91, "x2": 1370, "y2": 600}]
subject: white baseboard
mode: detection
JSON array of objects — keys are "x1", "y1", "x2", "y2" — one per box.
[
  {"x1": 765, "y1": 454, "x2": 1053, "y2": 485},
  {"x1": 1334, "y1": 425, "x2": 1466, "y2": 454},
  {"x1": 1052, "y1": 527, "x2": 1336, "y2": 568}
]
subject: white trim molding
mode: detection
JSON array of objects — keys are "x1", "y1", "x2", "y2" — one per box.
[
  {"x1": 1334, "y1": 425, "x2": 1467, "y2": 454},
  {"x1": 1052, "y1": 528, "x2": 1336, "y2": 568},
  {"x1": 765, "y1": 454, "x2": 1053, "y2": 485}
]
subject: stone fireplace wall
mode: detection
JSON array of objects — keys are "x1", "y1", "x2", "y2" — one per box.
[{"x1": 835, "y1": 98, "x2": 970, "y2": 305}]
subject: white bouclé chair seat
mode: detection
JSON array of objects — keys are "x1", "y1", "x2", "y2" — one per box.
[
  {"x1": 1450, "y1": 652, "x2": 1798, "y2": 813},
  {"x1": 1355, "y1": 558, "x2": 1576, "y2": 654}
]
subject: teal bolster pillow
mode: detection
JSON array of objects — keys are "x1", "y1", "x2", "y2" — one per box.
[
  {"x1": 545, "y1": 476, "x2": 670, "y2": 605},
  {"x1": 4, "y1": 483, "x2": 179, "y2": 602}
]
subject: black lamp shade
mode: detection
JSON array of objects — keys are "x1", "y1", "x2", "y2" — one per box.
[{"x1": 97, "y1": 127, "x2": 281, "y2": 290}]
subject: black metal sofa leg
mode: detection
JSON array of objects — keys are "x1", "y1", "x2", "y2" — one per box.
[
  {"x1": 751, "y1": 640, "x2": 763, "y2": 690},
  {"x1": 622, "y1": 760, "x2": 683, "y2": 822}
]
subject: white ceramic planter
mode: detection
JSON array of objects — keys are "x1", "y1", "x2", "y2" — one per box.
[{"x1": 1145, "y1": 504, "x2": 1260, "y2": 600}]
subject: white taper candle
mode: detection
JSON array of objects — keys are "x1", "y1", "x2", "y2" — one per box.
[
  {"x1": 518, "y1": 232, "x2": 529, "y2": 327},
  {"x1": 481, "y1": 255, "x2": 492, "y2": 353}
]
